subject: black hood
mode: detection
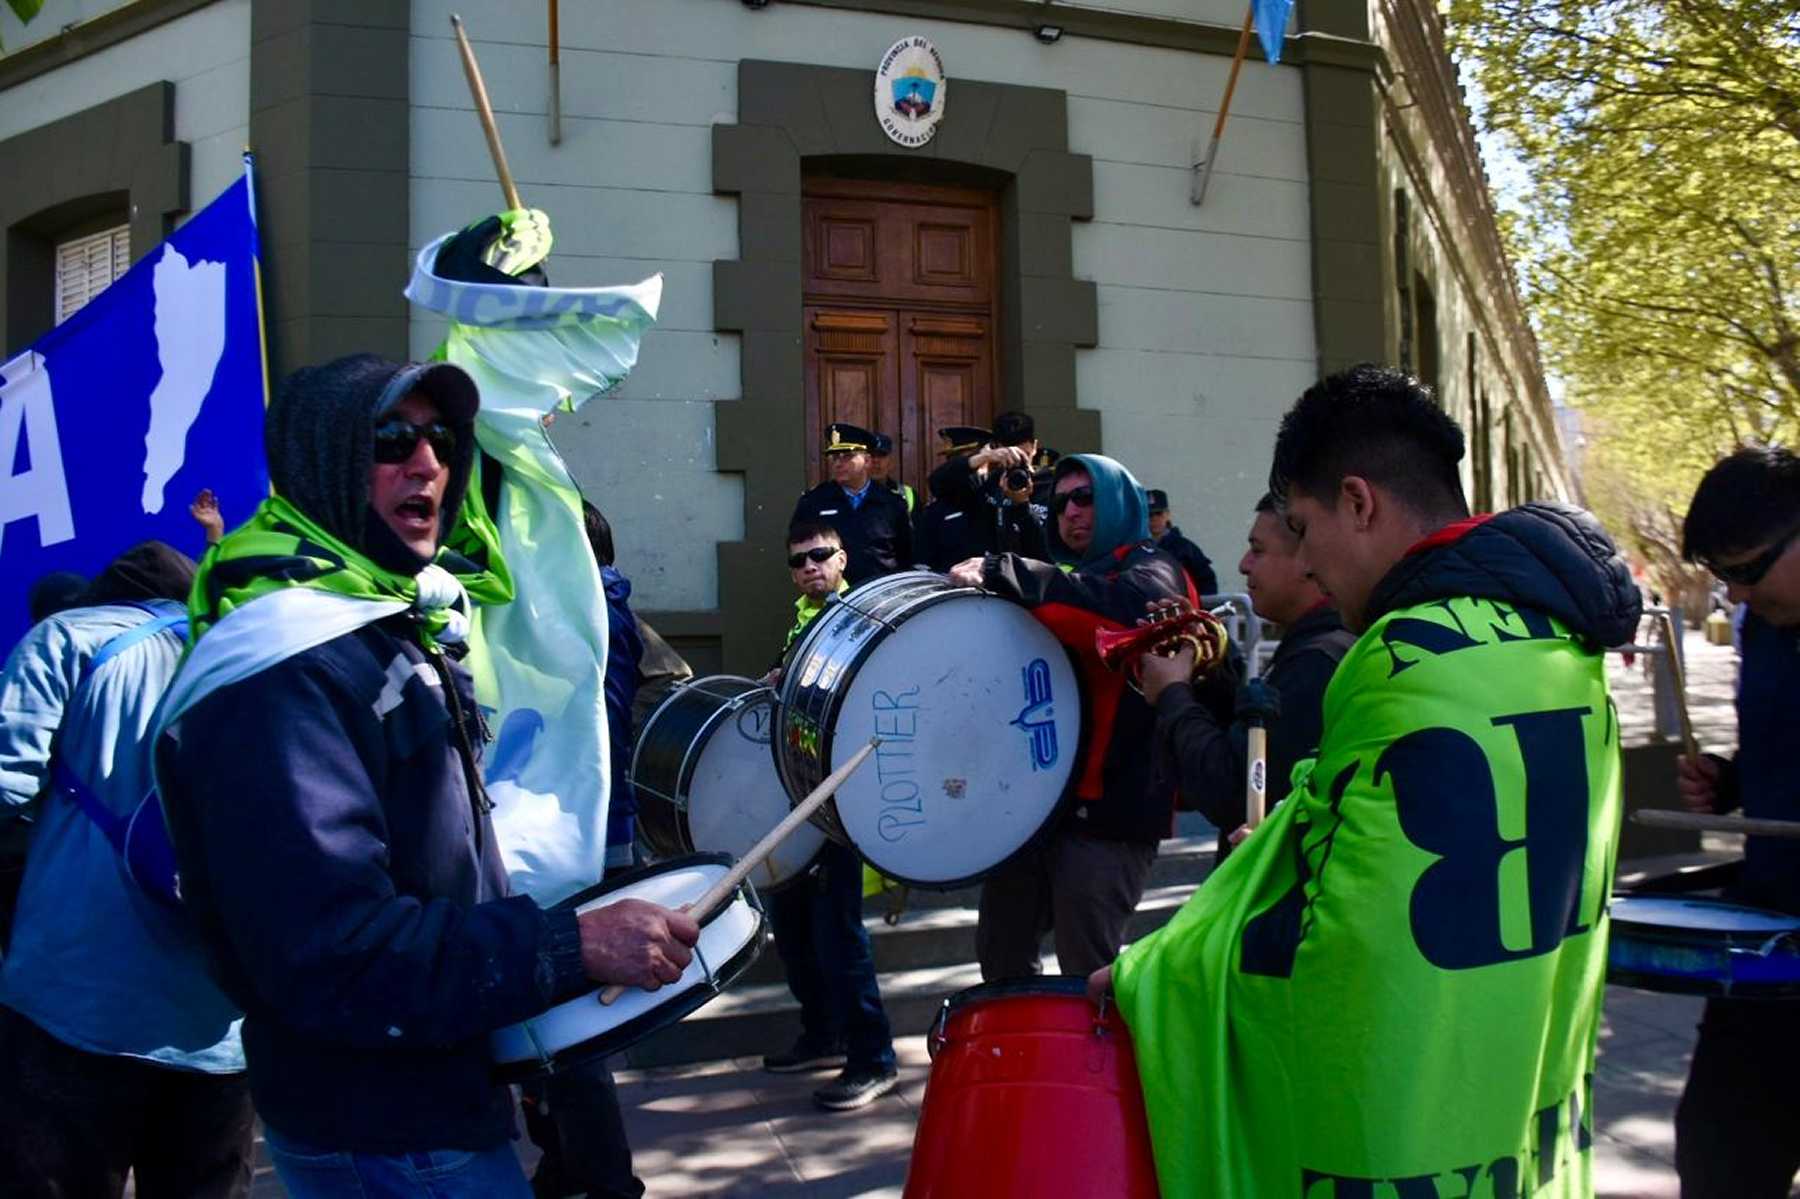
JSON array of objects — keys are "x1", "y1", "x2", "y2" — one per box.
[
  {"x1": 264, "y1": 354, "x2": 479, "y2": 564},
  {"x1": 1365, "y1": 503, "x2": 1642, "y2": 649}
]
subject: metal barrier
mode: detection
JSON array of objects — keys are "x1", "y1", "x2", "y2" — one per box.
[
  {"x1": 1606, "y1": 605, "x2": 1687, "y2": 745},
  {"x1": 1201, "y1": 592, "x2": 1269, "y2": 673}
]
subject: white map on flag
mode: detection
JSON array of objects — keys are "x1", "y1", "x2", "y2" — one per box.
[{"x1": 140, "y1": 245, "x2": 228, "y2": 514}]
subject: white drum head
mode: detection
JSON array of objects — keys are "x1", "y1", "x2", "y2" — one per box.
[
  {"x1": 829, "y1": 594, "x2": 1079, "y2": 884},
  {"x1": 686, "y1": 695, "x2": 825, "y2": 890}
]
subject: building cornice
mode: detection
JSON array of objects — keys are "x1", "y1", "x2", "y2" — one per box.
[
  {"x1": 0, "y1": 0, "x2": 220, "y2": 93},
  {"x1": 1374, "y1": 0, "x2": 1565, "y2": 488}
]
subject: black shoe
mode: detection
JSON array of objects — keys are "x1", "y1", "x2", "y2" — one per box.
[
  {"x1": 762, "y1": 1038, "x2": 847, "y2": 1074},
  {"x1": 813, "y1": 1064, "x2": 899, "y2": 1111}
]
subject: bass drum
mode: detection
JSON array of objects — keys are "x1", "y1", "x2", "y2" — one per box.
[
  {"x1": 774, "y1": 572, "x2": 1081, "y2": 889},
  {"x1": 630, "y1": 675, "x2": 825, "y2": 893}
]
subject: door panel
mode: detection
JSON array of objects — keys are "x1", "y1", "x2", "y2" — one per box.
[
  {"x1": 804, "y1": 308, "x2": 899, "y2": 484},
  {"x1": 901, "y1": 311, "x2": 993, "y2": 495}
]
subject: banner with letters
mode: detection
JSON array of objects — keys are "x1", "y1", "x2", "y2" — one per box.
[{"x1": 0, "y1": 165, "x2": 266, "y2": 647}]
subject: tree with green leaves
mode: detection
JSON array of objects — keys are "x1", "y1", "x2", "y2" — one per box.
[
  {"x1": 1446, "y1": 0, "x2": 1800, "y2": 598},
  {"x1": 1, "y1": 0, "x2": 45, "y2": 52}
]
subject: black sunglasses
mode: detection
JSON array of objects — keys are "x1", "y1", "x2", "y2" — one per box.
[
  {"x1": 788, "y1": 545, "x2": 841, "y2": 569},
  {"x1": 372, "y1": 419, "x2": 457, "y2": 465},
  {"x1": 1705, "y1": 525, "x2": 1800, "y2": 587},
  {"x1": 1051, "y1": 486, "x2": 1096, "y2": 515}
]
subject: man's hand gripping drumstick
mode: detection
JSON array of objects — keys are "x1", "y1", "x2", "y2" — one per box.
[{"x1": 598, "y1": 738, "x2": 882, "y2": 1005}]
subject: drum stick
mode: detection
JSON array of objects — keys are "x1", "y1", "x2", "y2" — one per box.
[
  {"x1": 599, "y1": 737, "x2": 882, "y2": 1005},
  {"x1": 1656, "y1": 611, "x2": 1699, "y2": 761},
  {"x1": 1632, "y1": 809, "x2": 1800, "y2": 840},
  {"x1": 450, "y1": 14, "x2": 524, "y2": 211},
  {"x1": 1245, "y1": 726, "x2": 1267, "y2": 829}
]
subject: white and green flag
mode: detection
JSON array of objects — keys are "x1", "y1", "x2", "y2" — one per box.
[{"x1": 406, "y1": 237, "x2": 661, "y2": 905}]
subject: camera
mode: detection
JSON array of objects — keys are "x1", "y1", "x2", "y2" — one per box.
[{"x1": 1004, "y1": 467, "x2": 1033, "y2": 493}]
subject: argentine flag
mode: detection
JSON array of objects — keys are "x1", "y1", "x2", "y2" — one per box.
[{"x1": 0, "y1": 163, "x2": 266, "y2": 646}]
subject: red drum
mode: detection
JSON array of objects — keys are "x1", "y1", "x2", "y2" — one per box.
[{"x1": 904, "y1": 977, "x2": 1160, "y2": 1199}]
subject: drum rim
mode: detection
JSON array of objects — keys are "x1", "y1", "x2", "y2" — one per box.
[
  {"x1": 551, "y1": 851, "x2": 750, "y2": 932},
  {"x1": 629, "y1": 674, "x2": 771, "y2": 806},
  {"x1": 942, "y1": 974, "x2": 1091, "y2": 1012},
  {"x1": 492, "y1": 884, "x2": 766, "y2": 1083},
  {"x1": 777, "y1": 575, "x2": 1067, "y2": 890},
  {"x1": 1609, "y1": 895, "x2": 1800, "y2": 941}
]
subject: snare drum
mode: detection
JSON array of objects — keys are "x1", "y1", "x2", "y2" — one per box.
[
  {"x1": 1607, "y1": 895, "x2": 1800, "y2": 998},
  {"x1": 490, "y1": 853, "x2": 764, "y2": 1080},
  {"x1": 631, "y1": 676, "x2": 825, "y2": 892},
  {"x1": 904, "y1": 977, "x2": 1158, "y2": 1199},
  {"x1": 775, "y1": 572, "x2": 1082, "y2": 889}
]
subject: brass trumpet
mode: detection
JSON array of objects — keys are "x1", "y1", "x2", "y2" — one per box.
[{"x1": 1094, "y1": 602, "x2": 1232, "y2": 689}]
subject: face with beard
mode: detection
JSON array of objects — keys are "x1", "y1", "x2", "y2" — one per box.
[{"x1": 368, "y1": 393, "x2": 452, "y2": 558}]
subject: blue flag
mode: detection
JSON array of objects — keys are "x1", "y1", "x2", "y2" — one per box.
[
  {"x1": 0, "y1": 165, "x2": 266, "y2": 647},
  {"x1": 1255, "y1": 0, "x2": 1294, "y2": 63}
]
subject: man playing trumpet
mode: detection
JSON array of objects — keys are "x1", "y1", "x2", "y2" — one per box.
[{"x1": 948, "y1": 454, "x2": 1191, "y2": 981}]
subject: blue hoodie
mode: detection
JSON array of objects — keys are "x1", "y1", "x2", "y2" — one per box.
[{"x1": 1050, "y1": 453, "x2": 1151, "y2": 568}]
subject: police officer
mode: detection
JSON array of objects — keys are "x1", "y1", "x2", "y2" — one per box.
[
  {"x1": 792, "y1": 423, "x2": 914, "y2": 585},
  {"x1": 916, "y1": 415, "x2": 1049, "y2": 572},
  {"x1": 1147, "y1": 488, "x2": 1219, "y2": 597},
  {"x1": 868, "y1": 433, "x2": 915, "y2": 515}
]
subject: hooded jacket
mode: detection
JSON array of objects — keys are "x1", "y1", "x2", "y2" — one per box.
[
  {"x1": 980, "y1": 454, "x2": 1193, "y2": 843},
  {"x1": 1114, "y1": 502, "x2": 1640, "y2": 1197},
  {"x1": 159, "y1": 358, "x2": 589, "y2": 1154}
]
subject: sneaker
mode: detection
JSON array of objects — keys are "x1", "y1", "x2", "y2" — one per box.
[
  {"x1": 762, "y1": 1038, "x2": 847, "y2": 1074},
  {"x1": 813, "y1": 1064, "x2": 900, "y2": 1111}
]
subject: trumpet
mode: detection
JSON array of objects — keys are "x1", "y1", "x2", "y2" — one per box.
[{"x1": 1094, "y1": 602, "x2": 1232, "y2": 689}]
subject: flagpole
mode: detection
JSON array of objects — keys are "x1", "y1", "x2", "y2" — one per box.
[{"x1": 1190, "y1": 4, "x2": 1257, "y2": 206}]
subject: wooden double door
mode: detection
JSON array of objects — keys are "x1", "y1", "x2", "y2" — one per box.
[{"x1": 802, "y1": 178, "x2": 1000, "y2": 497}]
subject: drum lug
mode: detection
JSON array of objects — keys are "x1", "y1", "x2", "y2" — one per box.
[{"x1": 927, "y1": 998, "x2": 951, "y2": 1059}]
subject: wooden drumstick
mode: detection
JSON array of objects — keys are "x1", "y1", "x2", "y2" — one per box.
[
  {"x1": 1656, "y1": 610, "x2": 1699, "y2": 760},
  {"x1": 1632, "y1": 809, "x2": 1800, "y2": 840},
  {"x1": 450, "y1": 14, "x2": 524, "y2": 211},
  {"x1": 599, "y1": 737, "x2": 882, "y2": 1005}
]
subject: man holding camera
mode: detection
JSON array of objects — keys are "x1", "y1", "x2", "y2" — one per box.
[{"x1": 916, "y1": 413, "x2": 1050, "y2": 572}]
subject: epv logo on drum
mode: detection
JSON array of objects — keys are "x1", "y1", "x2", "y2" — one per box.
[{"x1": 1011, "y1": 659, "x2": 1060, "y2": 770}]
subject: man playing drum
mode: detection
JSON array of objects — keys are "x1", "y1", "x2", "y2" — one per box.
[
  {"x1": 1673, "y1": 446, "x2": 1800, "y2": 1197},
  {"x1": 948, "y1": 453, "x2": 1190, "y2": 981},
  {"x1": 761, "y1": 521, "x2": 900, "y2": 1111},
  {"x1": 1092, "y1": 365, "x2": 1639, "y2": 1196},
  {"x1": 156, "y1": 355, "x2": 700, "y2": 1197}
]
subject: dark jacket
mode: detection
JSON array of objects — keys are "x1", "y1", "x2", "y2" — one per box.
[
  {"x1": 1154, "y1": 602, "x2": 1354, "y2": 838},
  {"x1": 601, "y1": 565, "x2": 645, "y2": 853},
  {"x1": 1156, "y1": 525, "x2": 1219, "y2": 598},
  {"x1": 1363, "y1": 504, "x2": 1639, "y2": 649},
  {"x1": 1707, "y1": 611, "x2": 1800, "y2": 914},
  {"x1": 918, "y1": 454, "x2": 1050, "y2": 571},
  {"x1": 791, "y1": 481, "x2": 913, "y2": 585},
  {"x1": 980, "y1": 454, "x2": 1192, "y2": 844},
  {"x1": 159, "y1": 618, "x2": 590, "y2": 1154}
]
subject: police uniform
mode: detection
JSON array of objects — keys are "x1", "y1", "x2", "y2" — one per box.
[
  {"x1": 917, "y1": 426, "x2": 1049, "y2": 572},
  {"x1": 792, "y1": 423, "x2": 914, "y2": 585},
  {"x1": 1147, "y1": 488, "x2": 1219, "y2": 597}
]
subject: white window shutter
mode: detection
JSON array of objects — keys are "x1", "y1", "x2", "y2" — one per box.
[{"x1": 53, "y1": 223, "x2": 131, "y2": 325}]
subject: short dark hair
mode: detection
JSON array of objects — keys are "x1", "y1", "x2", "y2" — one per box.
[
  {"x1": 1254, "y1": 492, "x2": 1280, "y2": 516},
  {"x1": 1268, "y1": 364, "x2": 1468, "y2": 520},
  {"x1": 582, "y1": 499, "x2": 615, "y2": 567},
  {"x1": 28, "y1": 571, "x2": 88, "y2": 623},
  {"x1": 993, "y1": 411, "x2": 1035, "y2": 447},
  {"x1": 1683, "y1": 446, "x2": 1800, "y2": 562},
  {"x1": 786, "y1": 520, "x2": 842, "y2": 550}
]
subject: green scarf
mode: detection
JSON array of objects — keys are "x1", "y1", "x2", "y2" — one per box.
[{"x1": 189, "y1": 492, "x2": 514, "y2": 648}]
